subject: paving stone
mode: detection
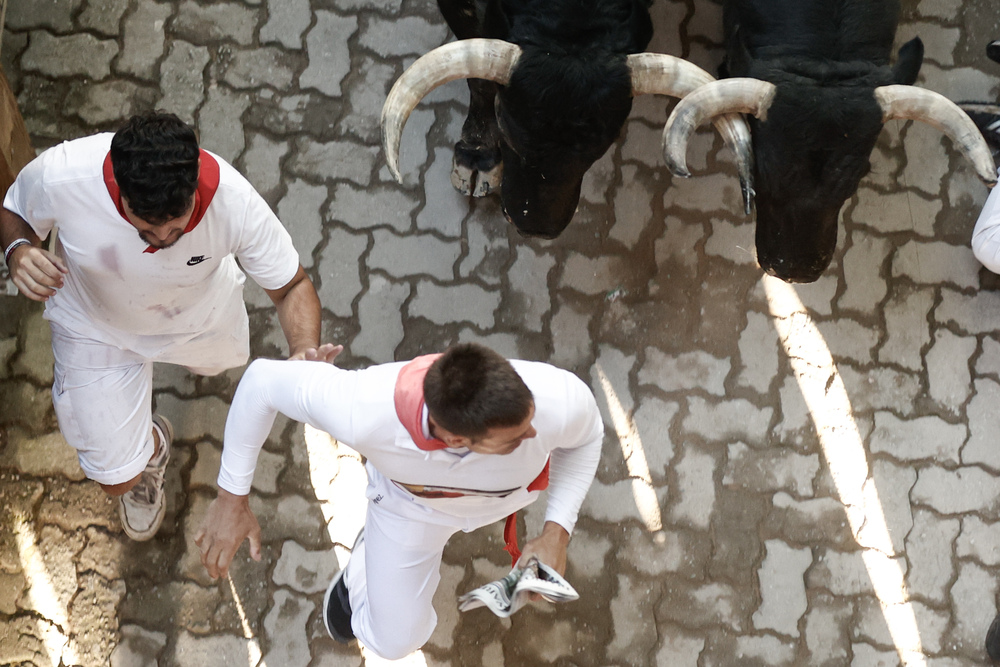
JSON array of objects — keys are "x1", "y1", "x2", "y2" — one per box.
[
  {"x1": 838, "y1": 231, "x2": 891, "y2": 313},
  {"x1": 333, "y1": 0, "x2": 402, "y2": 11},
  {"x1": 773, "y1": 373, "x2": 813, "y2": 443},
  {"x1": 189, "y1": 440, "x2": 283, "y2": 494},
  {"x1": 351, "y1": 274, "x2": 410, "y2": 362},
  {"x1": 458, "y1": 206, "x2": 509, "y2": 286},
  {"x1": 878, "y1": 285, "x2": 934, "y2": 370},
  {"x1": 948, "y1": 561, "x2": 997, "y2": 657},
  {"x1": 912, "y1": 465, "x2": 1000, "y2": 516},
  {"x1": 293, "y1": 142, "x2": 380, "y2": 187},
  {"x1": 733, "y1": 634, "x2": 796, "y2": 665},
  {"x1": 965, "y1": 378, "x2": 1000, "y2": 470},
  {"x1": 277, "y1": 178, "x2": 327, "y2": 269},
  {"x1": 861, "y1": 460, "x2": 916, "y2": 555},
  {"x1": 22, "y1": 31, "x2": 118, "y2": 79},
  {"x1": 262, "y1": 589, "x2": 314, "y2": 665},
  {"x1": 581, "y1": 148, "x2": 616, "y2": 205},
  {"x1": 507, "y1": 246, "x2": 555, "y2": 333},
  {"x1": 0, "y1": 429, "x2": 84, "y2": 480},
  {"x1": 222, "y1": 47, "x2": 298, "y2": 91},
  {"x1": 663, "y1": 171, "x2": 743, "y2": 215},
  {"x1": 240, "y1": 133, "x2": 288, "y2": 201},
  {"x1": 368, "y1": 228, "x2": 460, "y2": 281},
  {"x1": 358, "y1": 16, "x2": 448, "y2": 58},
  {"x1": 8, "y1": 1, "x2": 79, "y2": 31},
  {"x1": 855, "y1": 595, "x2": 948, "y2": 655},
  {"x1": 592, "y1": 345, "x2": 635, "y2": 422},
  {"x1": 68, "y1": 79, "x2": 147, "y2": 125},
  {"x1": 683, "y1": 397, "x2": 772, "y2": 445},
  {"x1": 892, "y1": 240, "x2": 980, "y2": 289},
  {"x1": 426, "y1": 562, "x2": 464, "y2": 651},
  {"x1": 11, "y1": 309, "x2": 52, "y2": 385},
  {"x1": 815, "y1": 318, "x2": 879, "y2": 365},
  {"x1": 868, "y1": 412, "x2": 964, "y2": 464},
  {"x1": 76, "y1": 527, "x2": 125, "y2": 581},
  {"x1": 0, "y1": 616, "x2": 67, "y2": 666},
  {"x1": 917, "y1": 0, "x2": 962, "y2": 17},
  {"x1": 37, "y1": 481, "x2": 117, "y2": 533},
  {"x1": 897, "y1": 22, "x2": 961, "y2": 67},
  {"x1": 456, "y1": 329, "x2": 522, "y2": 359},
  {"x1": 752, "y1": 539, "x2": 811, "y2": 637},
  {"x1": 670, "y1": 446, "x2": 716, "y2": 529},
  {"x1": 956, "y1": 515, "x2": 1000, "y2": 567},
  {"x1": 611, "y1": 165, "x2": 655, "y2": 249},
  {"x1": 937, "y1": 287, "x2": 1000, "y2": 335},
  {"x1": 658, "y1": 580, "x2": 746, "y2": 632},
  {"x1": 897, "y1": 118, "x2": 951, "y2": 193},
  {"x1": 109, "y1": 625, "x2": 167, "y2": 667},
  {"x1": 977, "y1": 337, "x2": 1000, "y2": 379},
  {"x1": 173, "y1": 630, "x2": 263, "y2": 667},
  {"x1": 803, "y1": 592, "x2": 853, "y2": 663},
  {"x1": 837, "y1": 365, "x2": 921, "y2": 416},
  {"x1": 632, "y1": 396, "x2": 678, "y2": 481},
  {"x1": 582, "y1": 479, "x2": 664, "y2": 525},
  {"x1": 926, "y1": 329, "x2": 976, "y2": 412},
  {"x1": 653, "y1": 628, "x2": 705, "y2": 665},
  {"x1": 416, "y1": 147, "x2": 468, "y2": 237},
  {"x1": 18, "y1": 524, "x2": 83, "y2": 619},
  {"x1": 157, "y1": 41, "x2": 210, "y2": 125},
  {"x1": 197, "y1": 85, "x2": 252, "y2": 163},
  {"x1": 409, "y1": 280, "x2": 500, "y2": 328},
  {"x1": 172, "y1": 1, "x2": 256, "y2": 46},
  {"x1": 559, "y1": 254, "x2": 631, "y2": 296},
  {"x1": 260, "y1": 0, "x2": 311, "y2": 49},
  {"x1": 549, "y1": 301, "x2": 593, "y2": 369},
  {"x1": 154, "y1": 394, "x2": 227, "y2": 442},
  {"x1": 68, "y1": 571, "x2": 126, "y2": 666},
  {"x1": 78, "y1": 0, "x2": 130, "y2": 36},
  {"x1": 607, "y1": 574, "x2": 659, "y2": 665},
  {"x1": 565, "y1": 526, "x2": 613, "y2": 580},
  {"x1": 705, "y1": 217, "x2": 758, "y2": 266},
  {"x1": 723, "y1": 442, "x2": 819, "y2": 497},
  {"x1": 0, "y1": 570, "x2": 25, "y2": 614},
  {"x1": 316, "y1": 227, "x2": 367, "y2": 319},
  {"x1": 905, "y1": 508, "x2": 960, "y2": 604},
  {"x1": 117, "y1": 1, "x2": 173, "y2": 80},
  {"x1": 638, "y1": 348, "x2": 730, "y2": 397},
  {"x1": 300, "y1": 12, "x2": 358, "y2": 98}
]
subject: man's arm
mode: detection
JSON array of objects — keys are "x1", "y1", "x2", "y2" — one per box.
[
  {"x1": 1, "y1": 207, "x2": 67, "y2": 301},
  {"x1": 263, "y1": 264, "x2": 325, "y2": 359}
]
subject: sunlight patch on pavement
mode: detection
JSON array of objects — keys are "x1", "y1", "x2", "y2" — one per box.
[
  {"x1": 595, "y1": 363, "x2": 664, "y2": 533},
  {"x1": 13, "y1": 513, "x2": 75, "y2": 666},
  {"x1": 227, "y1": 575, "x2": 266, "y2": 667},
  {"x1": 764, "y1": 275, "x2": 926, "y2": 666}
]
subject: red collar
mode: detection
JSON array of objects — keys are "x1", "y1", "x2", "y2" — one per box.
[
  {"x1": 393, "y1": 354, "x2": 448, "y2": 451},
  {"x1": 103, "y1": 150, "x2": 221, "y2": 254}
]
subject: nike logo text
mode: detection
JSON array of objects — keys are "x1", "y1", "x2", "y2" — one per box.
[{"x1": 187, "y1": 255, "x2": 210, "y2": 266}]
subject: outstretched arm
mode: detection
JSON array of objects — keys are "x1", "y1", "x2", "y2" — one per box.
[
  {"x1": 264, "y1": 264, "x2": 326, "y2": 359},
  {"x1": 1, "y1": 208, "x2": 67, "y2": 302}
]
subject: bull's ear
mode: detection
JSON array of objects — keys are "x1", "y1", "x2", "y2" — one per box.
[
  {"x1": 988, "y1": 40, "x2": 1000, "y2": 64},
  {"x1": 893, "y1": 37, "x2": 924, "y2": 85},
  {"x1": 484, "y1": 0, "x2": 512, "y2": 40},
  {"x1": 627, "y1": 0, "x2": 653, "y2": 52}
]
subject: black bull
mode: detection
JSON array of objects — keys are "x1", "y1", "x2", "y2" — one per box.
[
  {"x1": 663, "y1": 0, "x2": 997, "y2": 283},
  {"x1": 381, "y1": 0, "x2": 755, "y2": 239}
]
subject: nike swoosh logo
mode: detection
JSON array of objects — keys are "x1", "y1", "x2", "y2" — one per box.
[{"x1": 187, "y1": 255, "x2": 210, "y2": 266}]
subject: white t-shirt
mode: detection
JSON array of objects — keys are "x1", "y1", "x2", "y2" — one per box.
[
  {"x1": 218, "y1": 358, "x2": 605, "y2": 534},
  {"x1": 3, "y1": 133, "x2": 299, "y2": 356},
  {"x1": 973, "y1": 167, "x2": 1000, "y2": 273}
]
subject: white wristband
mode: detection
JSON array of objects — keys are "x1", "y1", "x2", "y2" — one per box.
[{"x1": 4, "y1": 238, "x2": 31, "y2": 266}]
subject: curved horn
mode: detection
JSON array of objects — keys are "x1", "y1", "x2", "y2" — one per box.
[
  {"x1": 663, "y1": 78, "x2": 776, "y2": 180},
  {"x1": 382, "y1": 39, "x2": 522, "y2": 183},
  {"x1": 628, "y1": 55, "x2": 757, "y2": 214},
  {"x1": 875, "y1": 85, "x2": 997, "y2": 186}
]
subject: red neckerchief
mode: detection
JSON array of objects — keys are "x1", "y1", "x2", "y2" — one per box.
[
  {"x1": 393, "y1": 353, "x2": 550, "y2": 566},
  {"x1": 393, "y1": 354, "x2": 447, "y2": 450},
  {"x1": 102, "y1": 150, "x2": 221, "y2": 254}
]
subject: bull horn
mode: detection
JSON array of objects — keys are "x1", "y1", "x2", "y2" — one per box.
[
  {"x1": 663, "y1": 78, "x2": 776, "y2": 181},
  {"x1": 381, "y1": 39, "x2": 522, "y2": 183},
  {"x1": 628, "y1": 55, "x2": 757, "y2": 214},
  {"x1": 875, "y1": 85, "x2": 997, "y2": 186}
]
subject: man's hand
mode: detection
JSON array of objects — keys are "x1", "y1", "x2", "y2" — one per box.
[
  {"x1": 517, "y1": 521, "x2": 571, "y2": 576},
  {"x1": 289, "y1": 343, "x2": 343, "y2": 363},
  {"x1": 194, "y1": 488, "x2": 262, "y2": 579},
  {"x1": 8, "y1": 244, "x2": 67, "y2": 302}
]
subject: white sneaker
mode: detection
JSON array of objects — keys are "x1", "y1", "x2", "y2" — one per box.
[{"x1": 118, "y1": 414, "x2": 173, "y2": 541}]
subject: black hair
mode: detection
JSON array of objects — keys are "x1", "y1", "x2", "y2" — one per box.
[
  {"x1": 110, "y1": 111, "x2": 200, "y2": 224},
  {"x1": 423, "y1": 343, "x2": 534, "y2": 439}
]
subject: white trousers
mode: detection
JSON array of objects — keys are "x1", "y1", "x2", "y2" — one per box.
[
  {"x1": 345, "y1": 467, "x2": 530, "y2": 660},
  {"x1": 50, "y1": 322, "x2": 248, "y2": 484}
]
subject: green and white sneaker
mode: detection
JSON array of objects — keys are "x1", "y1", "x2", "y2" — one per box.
[{"x1": 118, "y1": 414, "x2": 173, "y2": 541}]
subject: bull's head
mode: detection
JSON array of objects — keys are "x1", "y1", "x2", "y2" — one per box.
[
  {"x1": 662, "y1": 39, "x2": 998, "y2": 283},
  {"x1": 381, "y1": 41, "x2": 755, "y2": 239}
]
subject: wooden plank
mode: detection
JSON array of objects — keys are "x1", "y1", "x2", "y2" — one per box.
[{"x1": 0, "y1": 66, "x2": 33, "y2": 197}]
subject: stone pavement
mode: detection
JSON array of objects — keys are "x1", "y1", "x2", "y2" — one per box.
[{"x1": 2, "y1": 0, "x2": 1000, "y2": 664}]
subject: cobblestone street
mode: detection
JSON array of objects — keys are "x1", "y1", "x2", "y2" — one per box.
[{"x1": 3, "y1": 0, "x2": 1000, "y2": 664}]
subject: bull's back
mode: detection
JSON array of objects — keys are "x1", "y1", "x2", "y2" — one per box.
[{"x1": 724, "y1": 0, "x2": 900, "y2": 64}]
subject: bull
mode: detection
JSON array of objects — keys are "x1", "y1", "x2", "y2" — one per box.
[
  {"x1": 380, "y1": 0, "x2": 754, "y2": 239},
  {"x1": 662, "y1": 0, "x2": 997, "y2": 283}
]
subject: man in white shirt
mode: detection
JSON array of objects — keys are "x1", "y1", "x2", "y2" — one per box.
[
  {"x1": 0, "y1": 112, "x2": 333, "y2": 541},
  {"x1": 972, "y1": 166, "x2": 1000, "y2": 273},
  {"x1": 195, "y1": 343, "x2": 604, "y2": 660}
]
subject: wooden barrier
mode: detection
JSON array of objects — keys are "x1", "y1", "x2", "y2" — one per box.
[{"x1": 0, "y1": 0, "x2": 35, "y2": 195}]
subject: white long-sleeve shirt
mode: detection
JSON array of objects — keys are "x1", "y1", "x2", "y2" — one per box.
[
  {"x1": 218, "y1": 358, "x2": 604, "y2": 534},
  {"x1": 972, "y1": 168, "x2": 1000, "y2": 273}
]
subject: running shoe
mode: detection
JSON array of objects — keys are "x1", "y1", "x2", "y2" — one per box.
[{"x1": 118, "y1": 414, "x2": 173, "y2": 541}]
